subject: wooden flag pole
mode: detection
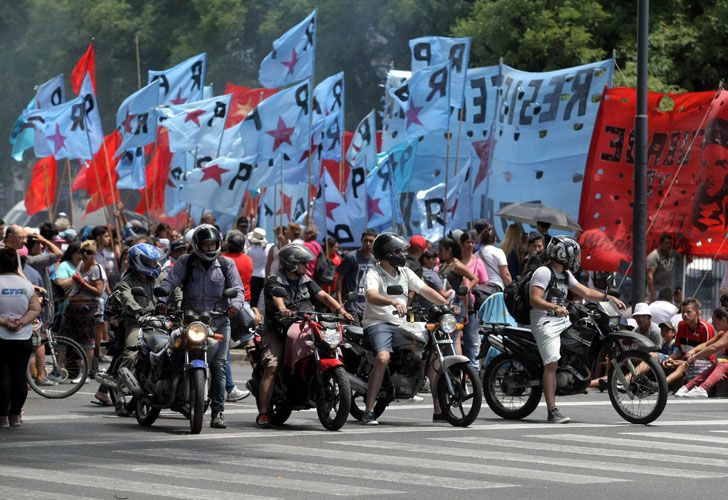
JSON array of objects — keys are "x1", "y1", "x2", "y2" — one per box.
[{"x1": 442, "y1": 129, "x2": 452, "y2": 237}]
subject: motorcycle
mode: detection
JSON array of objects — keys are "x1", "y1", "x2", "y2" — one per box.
[
  {"x1": 479, "y1": 299, "x2": 668, "y2": 424},
  {"x1": 247, "y1": 288, "x2": 351, "y2": 430},
  {"x1": 117, "y1": 286, "x2": 235, "y2": 434},
  {"x1": 342, "y1": 285, "x2": 482, "y2": 427}
]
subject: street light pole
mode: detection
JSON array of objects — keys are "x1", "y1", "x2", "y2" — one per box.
[{"x1": 633, "y1": 0, "x2": 649, "y2": 304}]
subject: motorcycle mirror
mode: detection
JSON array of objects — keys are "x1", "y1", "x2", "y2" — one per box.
[
  {"x1": 153, "y1": 286, "x2": 169, "y2": 298},
  {"x1": 271, "y1": 287, "x2": 288, "y2": 298},
  {"x1": 386, "y1": 285, "x2": 403, "y2": 295},
  {"x1": 131, "y1": 287, "x2": 146, "y2": 297},
  {"x1": 223, "y1": 288, "x2": 238, "y2": 299}
]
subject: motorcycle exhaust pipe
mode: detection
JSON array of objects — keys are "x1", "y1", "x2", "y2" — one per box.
[
  {"x1": 347, "y1": 373, "x2": 368, "y2": 394},
  {"x1": 117, "y1": 367, "x2": 143, "y2": 397}
]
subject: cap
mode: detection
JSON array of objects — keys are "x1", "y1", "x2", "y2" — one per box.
[
  {"x1": 659, "y1": 322, "x2": 677, "y2": 332},
  {"x1": 632, "y1": 302, "x2": 651, "y2": 317},
  {"x1": 409, "y1": 235, "x2": 427, "y2": 251}
]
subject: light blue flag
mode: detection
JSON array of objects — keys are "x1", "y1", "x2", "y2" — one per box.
[
  {"x1": 318, "y1": 110, "x2": 343, "y2": 161},
  {"x1": 116, "y1": 147, "x2": 146, "y2": 189},
  {"x1": 156, "y1": 94, "x2": 231, "y2": 153},
  {"x1": 239, "y1": 80, "x2": 311, "y2": 160},
  {"x1": 485, "y1": 59, "x2": 614, "y2": 232},
  {"x1": 366, "y1": 153, "x2": 402, "y2": 231},
  {"x1": 36, "y1": 75, "x2": 65, "y2": 108},
  {"x1": 258, "y1": 182, "x2": 309, "y2": 237},
  {"x1": 383, "y1": 140, "x2": 418, "y2": 193},
  {"x1": 258, "y1": 10, "x2": 316, "y2": 88},
  {"x1": 389, "y1": 61, "x2": 451, "y2": 142},
  {"x1": 180, "y1": 155, "x2": 258, "y2": 216},
  {"x1": 344, "y1": 111, "x2": 376, "y2": 242},
  {"x1": 22, "y1": 92, "x2": 101, "y2": 160},
  {"x1": 9, "y1": 98, "x2": 35, "y2": 161},
  {"x1": 116, "y1": 80, "x2": 160, "y2": 152},
  {"x1": 409, "y1": 36, "x2": 470, "y2": 108},
  {"x1": 415, "y1": 162, "x2": 469, "y2": 241},
  {"x1": 78, "y1": 73, "x2": 104, "y2": 157},
  {"x1": 313, "y1": 72, "x2": 344, "y2": 147},
  {"x1": 165, "y1": 151, "x2": 194, "y2": 216},
  {"x1": 149, "y1": 53, "x2": 207, "y2": 106}
]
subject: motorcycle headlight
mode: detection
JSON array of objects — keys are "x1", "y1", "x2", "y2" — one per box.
[
  {"x1": 186, "y1": 321, "x2": 207, "y2": 343},
  {"x1": 439, "y1": 314, "x2": 458, "y2": 335},
  {"x1": 322, "y1": 328, "x2": 341, "y2": 348}
]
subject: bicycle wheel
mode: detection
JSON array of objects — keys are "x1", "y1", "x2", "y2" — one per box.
[{"x1": 27, "y1": 335, "x2": 89, "y2": 398}]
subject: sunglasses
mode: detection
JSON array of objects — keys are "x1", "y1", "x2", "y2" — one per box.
[{"x1": 81, "y1": 250, "x2": 94, "y2": 256}]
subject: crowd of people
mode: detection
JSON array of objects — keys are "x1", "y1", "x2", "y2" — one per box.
[{"x1": 1, "y1": 209, "x2": 727, "y2": 430}]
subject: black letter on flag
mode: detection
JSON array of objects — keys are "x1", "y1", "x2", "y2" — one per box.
[
  {"x1": 295, "y1": 83, "x2": 309, "y2": 115},
  {"x1": 228, "y1": 162, "x2": 252, "y2": 190},
  {"x1": 427, "y1": 67, "x2": 448, "y2": 102},
  {"x1": 412, "y1": 42, "x2": 432, "y2": 65},
  {"x1": 70, "y1": 103, "x2": 85, "y2": 131},
  {"x1": 190, "y1": 61, "x2": 203, "y2": 92}
]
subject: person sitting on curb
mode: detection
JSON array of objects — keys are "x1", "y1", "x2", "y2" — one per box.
[{"x1": 675, "y1": 307, "x2": 728, "y2": 398}]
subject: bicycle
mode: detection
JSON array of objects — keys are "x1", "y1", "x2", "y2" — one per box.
[{"x1": 26, "y1": 319, "x2": 90, "y2": 398}]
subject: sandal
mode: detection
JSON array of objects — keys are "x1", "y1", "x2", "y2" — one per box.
[{"x1": 91, "y1": 391, "x2": 113, "y2": 407}]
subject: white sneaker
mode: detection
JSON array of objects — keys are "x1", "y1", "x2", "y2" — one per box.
[
  {"x1": 674, "y1": 385, "x2": 690, "y2": 397},
  {"x1": 410, "y1": 395, "x2": 424, "y2": 402},
  {"x1": 226, "y1": 386, "x2": 250, "y2": 402},
  {"x1": 685, "y1": 386, "x2": 709, "y2": 398}
]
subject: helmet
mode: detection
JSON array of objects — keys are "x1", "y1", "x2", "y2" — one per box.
[
  {"x1": 372, "y1": 232, "x2": 409, "y2": 267},
  {"x1": 279, "y1": 243, "x2": 315, "y2": 273},
  {"x1": 546, "y1": 235, "x2": 581, "y2": 273},
  {"x1": 128, "y1": 243, "x2": 164, "y2": 279},
  {"x1": 191, "y1": 224, "x2": 222, "y2": 262}
]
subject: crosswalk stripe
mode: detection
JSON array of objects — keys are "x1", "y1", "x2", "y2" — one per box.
[
  {"x1": 115, "y1": 448, "x2": 509, "y2": 491},
  {"x1": 264, "y1": 443, "x2": 618, "y2": 484},
  {"x1": 429, "y1": 437, "x2": 728, "y2": 477},
  {"x1": 0, "y1": 466, "x2": 276, "y2": 500},
  {"x1": 535, "y1": 434, "x2": 728, "y2": 457},
  {"x1": 79, "y1": 462, "x2": 397, "y2": 496},
  {"x1": 622, "y1": 431, "x2": 728, "y2": 446},
  {"x1": 0, "y1": 485, "x2": 94, "y2": 500}
]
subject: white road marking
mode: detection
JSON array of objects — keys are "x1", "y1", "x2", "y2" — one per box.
[{"x1": 537, "y1": 433, "x2": 728, "y2": 457}]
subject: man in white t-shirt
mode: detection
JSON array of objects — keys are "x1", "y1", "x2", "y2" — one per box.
[
  {"x1": 359, "y1": 233, "x2": 451, "y2": 425},
  {"x1": 529, "y1": 236, "x2": 625, "y2": 424}
]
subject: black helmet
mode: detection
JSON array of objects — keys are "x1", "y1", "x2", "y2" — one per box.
[
  {"x1": 191, "y1": 224, "x2": 221, "y2": 262},
  {"x1": 372, "y1": 232, "x2": 409, "y2": 267},
  {"x1": 546, "y1": 235, "x2": 581, "y2": 273},
  {"x1": 279, "y1": 243, "x2": 315, "y2": 272}
]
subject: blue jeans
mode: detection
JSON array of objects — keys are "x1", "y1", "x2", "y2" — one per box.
[
  {"x1": 210, "y1": 320, "x2": 230, "y2": 413},
  {"x1": 461, "y1": 313, "x2": 480, "y2": 370}
]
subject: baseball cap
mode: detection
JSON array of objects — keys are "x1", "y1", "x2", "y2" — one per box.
[
  {"x1": 659, "y1": 322, "x2": 676, "y2": 332},
  {"x1": 409, "y1": 235, "x2": 427, "y2": 251}
]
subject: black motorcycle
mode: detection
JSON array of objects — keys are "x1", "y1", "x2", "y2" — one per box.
[
  {"x1": 480, "y1": 300, "x2": 668, "y2": 424},
  {"x1": 118, "y1": 287, "x2": 235, "y2": 434},
  {"x1": 342, "y1": 285, "x2": 482, "y2": 427}
]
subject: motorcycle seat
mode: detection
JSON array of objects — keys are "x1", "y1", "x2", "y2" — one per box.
[
  {"x1": 142, "y1": 331, "x2": 168, "y2": 353},
  {"x1": 344, "y1": 325, "x2": 364, "y2": 338},
  {"x1": 502, "y1": 326, "x2": 535, "y2": 340}
]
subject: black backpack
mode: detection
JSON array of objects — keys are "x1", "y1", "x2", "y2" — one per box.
[
  {"x1": 504, "y1": 267, "x2": 555, "y2": 325},
  {"x1": 313, "y1": 253, "x2": 336, "y2": 285}
]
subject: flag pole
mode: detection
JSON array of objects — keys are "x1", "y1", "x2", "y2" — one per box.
[
  {"x1": 135, "y1": 35, "x2": 142, "y2": 90},
  {"x1": 443, "y1": 131, "x2": 451, "y2": 237},
  {"x1": 306, "y1": 78, "x2": 314, "y2": 226},
  {"x1": 65, "y1": 160, "x2": 75, "y2": 227},
  {"x1": 54, "y1": 159, "x2": 67, "y2": 223}
]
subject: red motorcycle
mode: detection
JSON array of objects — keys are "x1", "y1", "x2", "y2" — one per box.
[{"x1": 247, "y1": 309, "x2": 351, "y2": 431}]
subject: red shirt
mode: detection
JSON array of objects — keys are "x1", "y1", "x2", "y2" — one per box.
[
  {"x1": 676, "y1": 319, "x2": 715, "y2": 356},
  {"x1": 222, "y1": 252, "x2": 253, "y2": 302},
  {"x1": 304, "y1": 240, "x2": 322, "y2": 278},
  {"x1": 322, "y1": 252, "x2": 342, "y2": 294}
]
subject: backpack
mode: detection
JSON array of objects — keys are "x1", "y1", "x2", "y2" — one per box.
[
  {"x1": 504, "y1": 267, "x2": 556, "y2": 325},
  {"x1": 313, "y1": 253, "x2": 336, "y2": 285}
]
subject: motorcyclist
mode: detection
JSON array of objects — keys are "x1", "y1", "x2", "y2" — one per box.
[
  {"x1": 257, "y1": 243, "x2": 353, "y2": 429},
  {"x1": 95, "y1": 243, "x2": 163, "y2": 414},
  {"x1": 529, "y1": 235, "x2": 625, "y2": 424},
  {"x1": 360, "y1": 233, "x2": 454, "y2": 425},
  {"x1": 159, "y1": 224, "x2": 245, "y2": 429}
]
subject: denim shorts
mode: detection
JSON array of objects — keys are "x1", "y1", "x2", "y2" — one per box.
[{"x1": 364, "y1": 323, "x2": 398, "y2": 353}]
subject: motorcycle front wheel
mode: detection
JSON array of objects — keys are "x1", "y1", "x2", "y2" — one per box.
[
  {"x1": 483, "y1": 354, "x2": 542, "y2": 420},
  {"x1": 436, "y1": 363, "x2": 482, "y2": 427},
  {"x1": 136, "y1": 397, "x2": 160, "y2": 427},
  {"x1": 317, "y1": 367, "x2": 351, "y2": 431},
  {"x1": 189, "y1": 369, "x2": 206, "y2": 434},
  {"x1": 607, "y1": 349, "x2": 668, "y2": 424}
]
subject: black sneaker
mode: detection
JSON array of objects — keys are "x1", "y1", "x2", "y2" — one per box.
[
  {"x1": 432, "y1": 412, "x2": 448, "y2": 422},
  {"x1": 210, "y1": 411, "x2": 227, "y2": 429},
  {"x1": 547, "y1": 407, "x2": 570, "y2": 424},
  {"x1": 360, "y1": 411, "x2": 379, "y2": 425}
]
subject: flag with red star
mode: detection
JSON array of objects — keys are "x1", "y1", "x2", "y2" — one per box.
[
  {"x1": 239, "y1": 80, "x2": 311, "y2": 161},
  {"x1": 389, "y1": 61, "x2": 451, "y2": 142},
  {"x1": 224, "y1": 83, "x2": 277, "y2": 127},
  {"x1": 415, "y1": 162, "x2": 469, "y2": 241},
  {"x1": 311, "y1": 169, "x2": 351, "y2": 240},
  {"x1": 148, "y1": 53, "x2": 207, "y2": 106},
  {"x1": 13, "y1": 75, "x2": 66, "y2": 160},
  {"x1": 116, "y1": 80, "x2": 160, "y2": 152},
  {"x1": 365, "y1": 152, "x2": 402, "y2": 231},
  {"x1": 258, "y1": 10, "x2": 316, "y2": 88},
  {"x1": 156, "y1": 94, "x2": 231, "y2": 153},
  {"x1": 180, "y1": 155, "x2": 258, "y2": 216}
]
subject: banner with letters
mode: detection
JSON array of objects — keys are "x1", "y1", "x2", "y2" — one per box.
[{"x1": 580, "y1": 87, "x2": 728, "y2": 260}]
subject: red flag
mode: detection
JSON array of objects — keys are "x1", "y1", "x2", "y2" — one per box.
[
  {"x1": 136, "y1": 129, "x2": 172, "y2": 214},
  {"x1": 25, "y1": 157, "x2": 58, "y2": 215},
  {"x1": 71, "y1": 42, "x2": 96, "y2": 95},
  {"x1": 580, "y1": 87, "x2": 723, "y2": 258},
  {"x1": 578, "y1": 229, "x2": 629, "y2": 272},
  {"x1": 224, "y1": 83, "x2": 277, "y2": 127}
]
